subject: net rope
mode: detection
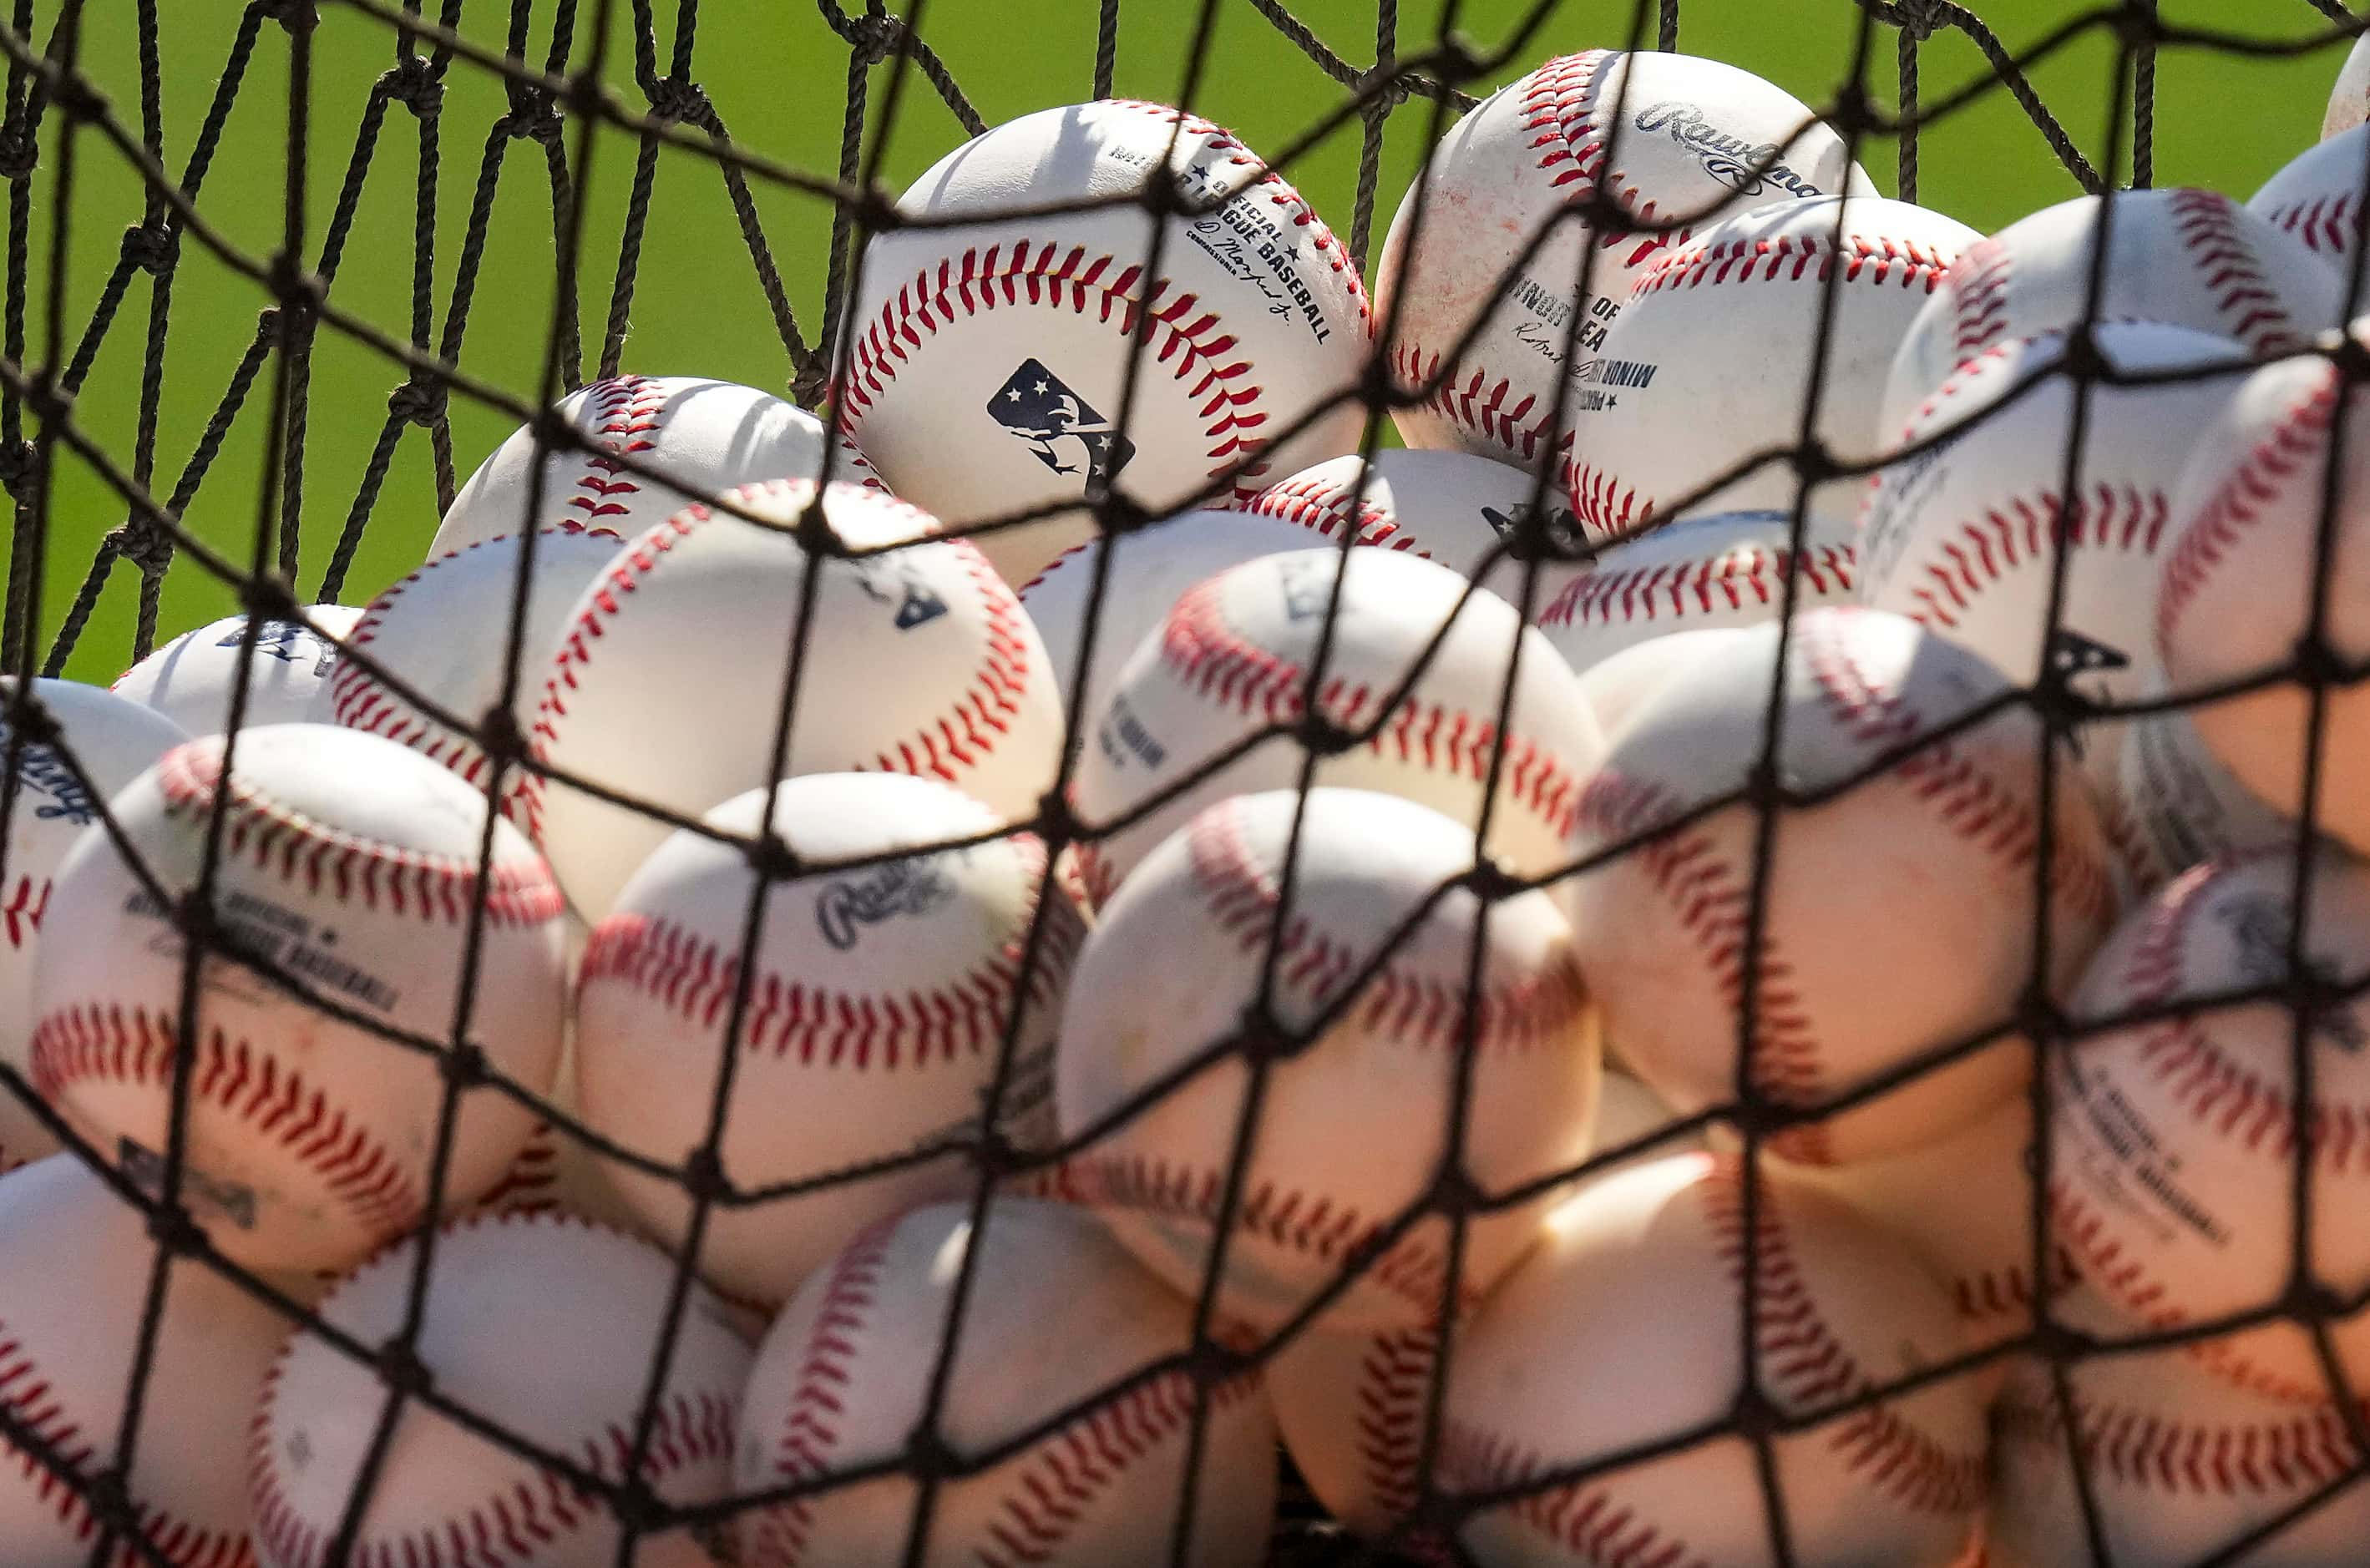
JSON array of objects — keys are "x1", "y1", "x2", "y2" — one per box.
[{"x1": 0, "y1": 0, "x2": 2362, "y2": 1565}]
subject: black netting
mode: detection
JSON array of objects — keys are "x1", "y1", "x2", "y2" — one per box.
[{"x1": 0, "y1": 1, "x2": 2367, "y2": 1565}]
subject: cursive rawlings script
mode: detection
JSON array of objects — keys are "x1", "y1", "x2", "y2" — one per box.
[{"x1": 1629, "y1": 102, "x2": 1830, "y2": 199}]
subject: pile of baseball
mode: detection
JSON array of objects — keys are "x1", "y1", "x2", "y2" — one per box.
[{"x1": 7, "y1": 35, "x2": 2370, "y2": 1568}]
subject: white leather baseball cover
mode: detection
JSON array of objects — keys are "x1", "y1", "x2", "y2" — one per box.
[
  {"x1": 1051, "y1": 787, "x2": 1600, "y2": 1333},
  {"x1": 251, "y1": 1211, "x2": 752, "y2": 1567},
  {"x1": 1380, "y1": 49, "x2": 1870, "y2": 474},
  {"x1": 1540, "y1": 509, "x2": 1857, "y2": 678},
  {"x1": 523, "y1": 478, "x2": 1062, "y2": 922},
  {"x1": 1568, "y1": 607, "x2": 2116, "y2": 1164},
  {"x1": 575, "y1": 772, "x2": 1084, "y2": 1308},
  {"x1": 734, "y1": 1198, "x2": 1278, "y2": 1568},
  {"x1": 0, "y1": 680, "x2": 187, "y2": 1173},
  {"x1": 1067, "y1": 546, "x2": 1603, "y2": 907},
  {"x1": 1859, "y1": 321, "x2": 2252, "y2": 802},
  {"x1": 838, "y1": 99, "x2": 1370, "y2": 591},
  {"x1": 29, "y1": 725, "x2": 568, "y2": 1270},
  {"x1": 1569, "y1": 195, "x2": 1976, "y2": 539},
  {"x1": 2249, "y1": 123, "x2": 2370, "y2": 281},
  {"x1": 318, "y1": 523, "x2": 621, "y2": 792},
  {"x1": 2050, "y1": 846, "x2": 2370, "y2": 1406},
  {"x1": 1880, "y1": 190, "x2": 2341, "y2": 443},
  {"x1": 111, "y1": 605, "x2": 362, "y2": 738},
  {"x1": 431, "y1": 374, "x2": 877, "y2": 557},
  {"x1": 1440, "y1": 1153, "x2": 1986, "y2": 1568},
  {"x1": 0, "y1": 1155, "x2": 288, "y2": 1566},
  {"x1": 1245, "y1": 448, "x2": 1587, "y2": 604},
  {"x1": 2156, "y1": 341, "x2": 2370, "y2": 856},
  {"x1": 1019, "y1": 507, "x2": 1319, "y2": 734}
]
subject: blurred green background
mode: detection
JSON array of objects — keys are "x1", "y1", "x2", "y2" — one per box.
[{"x1": 13, "y1": 0, "x2": 2358, "y2": 684}]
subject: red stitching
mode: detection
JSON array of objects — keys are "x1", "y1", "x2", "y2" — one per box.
[
  {"x1": 154, "y1": 741, "x2": 564, "y2": 928},
  {"x1": 1182, "y1": 795, "x2": 1587, "y2": 1053},
  {"x1": 834, "y1": 238, "x2": 1279, "y2": 505},
  {"x1": 1243, "y1": 473, "x2": 1413, "y2": 551},
  {"x1": 1887, "y1": 483, "x2": 2168, "y2": 631},
  {"x1": 1540, "y1": 540, "x2": 1856, "y2": 630},
  {"x1": 1999, "y1": 1375, "x2": 2365, "y2": 1496},
  {"x1": 1150, "y1": 573, "x2": 1588, "y2": 842},
  {"x1": 522, "y1": 481, "x2": 1023, "y2": 840},
  {"x1": 249, "y1": 1371, "x2": 736, "y2": 1568},
  {"x1": 0, "y1": 1330, "x2": 256, "y2": 1567},
  {"x1": 2155, "y1": 369, "x2": 2335, "y2": 656},
  {"x1": 1636, "y1": 233, "x2": 1956, "y2": 296},
  {"x1": 28, "y1": 1003, "x2": 422, "y2": 1245},
  {"x1": 3, "y1": 870, "x2": 46, "y2": 949},
  {"x1": 575, "y1": 840, "x2": 1084, "y2": 1070},
  {"x1": 1439, "y1": 1420, "x2": 1713, "y2": 1568},
  {"x1": 2167, "y1": 189, "x2": 2307, "y2": 357}
]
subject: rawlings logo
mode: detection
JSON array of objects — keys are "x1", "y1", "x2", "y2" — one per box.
[
  {"x1": 1629, "y1": 103, "x2": 1830, "y2": 198},
  {"x1": 5, "y1": 739, "x2": 98, "y2": 825},
  {"x1": 815, "y1": 857, "x2": 956, "y2": 950}
]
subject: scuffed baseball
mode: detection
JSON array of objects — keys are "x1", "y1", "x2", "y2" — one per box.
[
  {"x1": 316, "y1": 523, "x2": 620, "y2": 792},
  {"x1": 2250, "y1": 123, "x2": 2370, "y2": 281},
  {"x1": 0, "y1": 680, "x2": 187, "y2": 1173},
  {"x1": 432, "y1": 374, "x2": 876, "y2": 558},
  {"x1": 30, "y1": 726, "x2": 568, "y2": 1270},
  {"x1": 1380, "y1": 48, "x2": 1870, "y2": 474},
  {"x1": 734, "y1": 1198, "x2": 1278, "y2": 1568},
  {"x1": 1020, "y1": 508, "x2": 1319, "y2": 732},
  {"x1": 523, "y1": 478, "x2": 1063, "y2": 923},
  {"x1": 111, "y1": 605, "x2": 362, "y2": 738},
  {"x1": 1568, "y1": 195, "x2": 1977, "y2": 541},
  {"x1": 1067, "y1": 547, "x2": 1603, "y2": 907},
  {"x1": 575, "y1": 773, "x2": 1084, "y2": 1309},
  {"x1": 1568, "y1": 607, "x2": 2116, "y2": 1164},
  {"x1": 2156, "y1": 340, "x2": 2370, "y2": 857},
  {"x1": 2051, "y1": 846, "x2": 2370, "y2": 1406},
  {"x1": 839, "y1": 99, "x2": 1370, "y2": 591},
  {"x1": 1051, "y1": 787, "x2": 1600, "y2": 1333},
  {"x1": 1540, "y1": 509, "x2": 1857, "y2": 678},
  {"x1": 1441, "y1": 1153, "x2": 1986, "y2": 1568},
  {"x1": 251, "y1": 1211, "x2": 752, "y2": 1567},
  {"x1": 1880, "y1": 190, "x2": 2340, "y2": 443},
  {"x1": 0, "y1": 1156, "x2": 290, "y2": 1566}
]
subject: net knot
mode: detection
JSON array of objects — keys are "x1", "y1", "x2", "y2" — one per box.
[
  {"x1": 106, "y1": 516, "x2": 177, "y2": 577},
  {"x1": 386, "y1": 375, "x2": 447, "y2": 427},
  {"x1": 119, "y1": 219, "x2": 179, "y2": 277},
  {"x1": 502, "y1": 79, "x2": 565, "y2": 144},
  {"x1": 644, "y1": 75, "x2": 711, "y2": 126},
  {"x1": 383, "y1": 57, "x2": 444, "y2": 119},
  {"x1": 0, "y1": 124, "x2": 34, "y2": 181}
]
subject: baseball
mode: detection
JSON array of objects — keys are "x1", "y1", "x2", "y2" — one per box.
[
  {"x1": 1051, "y1": 786, "x2": 1600, "y2": 1333},
  {"x1": 1245, "y1": 448, "x2": 1587, "y2": 604},
  {"x1": 575, "y1": 772, "x2": 1085, "y2": 1309},
  {"x1": 1440, "y1": 1152, "x2": 1986, "y2": 1568},
  {"x1": 2110, "y1": 669, "x2": 2302, "y2": 894},
  {"x1": 1066, "y1": 546, "x2": 1604, "y2": 907},
  {"x1": 1989, "y1": 1287, "x2": 2370, "y2": 1568},
  {"x1": 1539, "y1": 508, "x2": 1858, "y2": 678},
  {"x1": 1018, "y1": 508, "x2": 1319, "y2": 733},
  {"x1": 734, "y1": 1198, "x2": 1278, "y2": 1568},
  {"x1": 523, "y1": 478, "x2": 1063, "y2": 923},
  {"x1": 317, "y1": 523, "x2": 621, "y2": 793},
  {"x1": 1568, "y1": 195, "x2": 1977, "y2": 541},
  {"x1": 251, "y1": 1210, "x2": 753, "y2": 1567},
  {"x1": 1880, "y1": 189, "x2": 2340, "y2": 443},
  {"x1": 110, "y1": 604, "x2": 362, "y2": 737},
  {"x1": 2327, "y1": 33, "x2": 2370, "y2": 142},
  {"x1": 430, "y1": 374, "x2": 877, "y2": 558},
  {"x1": 1568, "y1": 607, "x2": 2117, "y2": 1164},
  {"x1": 29, "y1": 725, "x2": 569, "y2": 1271},
  {"x1": 838, "y1": 99, "x2": 1370, "y2": 591},
  {"x1": 0, "y1": 1155, "x2": 291, "y2": 1567},
  {"x1": 2156, "y1": 340, "x2": 2370, "y2": 857},
  {"x1": 2050, "y1": 847, "x2": 2370, "y2": 1406},
  {"x1": 1859, "y1": 321, "x2": 2253, "y2": 800},
  {"x1": 0, "y1": 680, "x2": 187, "y2": 1173},
  {"x1": 1380, "y1": 49, "x2": 1871, "y2": 475},
  {"x1": 2249, "y1": 123, "x2": 2370, "y2": 279}
]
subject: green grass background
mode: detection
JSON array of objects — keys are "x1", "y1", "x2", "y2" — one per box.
[{"x1": 18, "y1": 0, "x2": 2358, "y2": 684}]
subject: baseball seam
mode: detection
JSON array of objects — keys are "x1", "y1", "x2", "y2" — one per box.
[{"x1": 1540, "y1": 539, "x2": 1856, "y2": 630}]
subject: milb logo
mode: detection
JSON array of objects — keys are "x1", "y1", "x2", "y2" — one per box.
[{"x1": 988, "y1": 358, "x2": 1137, "y2": 488}]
